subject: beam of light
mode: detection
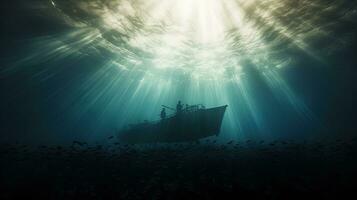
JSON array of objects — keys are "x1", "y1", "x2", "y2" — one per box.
[
  {"x1": 47, "y1": 0, "x2": 356, "y2": 81},
  {"x1": 262, "y1": 70, "x2": 316, "y2": 121},
  {"x1": 2, "y1": 0, "x2": 356, "y2": 142}
]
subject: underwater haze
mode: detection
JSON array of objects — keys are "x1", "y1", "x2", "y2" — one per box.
[{"x1": 0, "y1": 0, "x2": 357, "y2": 145}]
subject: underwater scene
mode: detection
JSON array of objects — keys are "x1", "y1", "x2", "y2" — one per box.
[{"x1": 1, "y1": 0, "x2": 357, "y2": 199}]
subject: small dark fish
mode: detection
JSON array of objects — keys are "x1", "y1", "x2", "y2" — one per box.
[
  {"x1": 73, "y1": 141, "x2": 83, "y2": 146},
  {"x1": 227, "y1": 140, "x2": 234, "y2": 144},
  {"x1": 108, "y1": 136, "x2": 114, "y2": 139}
]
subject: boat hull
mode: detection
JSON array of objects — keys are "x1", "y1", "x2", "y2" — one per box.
[{"x1": 118, "y1": 105, "x2": 227, "y2": 144}]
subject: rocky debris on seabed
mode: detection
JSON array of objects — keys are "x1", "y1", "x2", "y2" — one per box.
[{"x1": 1, "y1": 138, "x2": 357, "y2": 199}]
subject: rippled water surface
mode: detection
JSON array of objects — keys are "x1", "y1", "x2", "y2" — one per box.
[{"x1": 1, "y1": 0, "x2": 356, "y2": 142}]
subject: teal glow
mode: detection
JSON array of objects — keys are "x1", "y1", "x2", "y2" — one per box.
[{"x1": 4, "y1": 0, "x2": 355, "y2": 142}]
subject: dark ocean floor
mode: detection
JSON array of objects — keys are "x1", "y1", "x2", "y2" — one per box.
[{"x1": 1, "y1": 138, "x2": 357, "y2": 200}]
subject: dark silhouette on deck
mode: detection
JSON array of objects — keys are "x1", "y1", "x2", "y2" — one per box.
[
  {"x1": 176, "y1": 101, "x2": 183, "y2": 113},
  {"x1": 160, "y1": 108, "x2": 166, "y2": 119},
  {"x1": 118, "y1": 104, "x2": 228, "y2": 144}
]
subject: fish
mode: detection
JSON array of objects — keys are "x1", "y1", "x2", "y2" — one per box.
[{"x1": 72, "y1": 141, "x2": 84, "y2": 146}]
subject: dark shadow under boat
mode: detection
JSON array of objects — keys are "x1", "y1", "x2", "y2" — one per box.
[{"x1": 118, "y1": 105, "x2": 228, "y2": 144}]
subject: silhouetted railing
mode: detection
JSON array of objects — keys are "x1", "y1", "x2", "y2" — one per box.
[{"x1": 128, "y1": 104, "x2": 206, "y2": 126}]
